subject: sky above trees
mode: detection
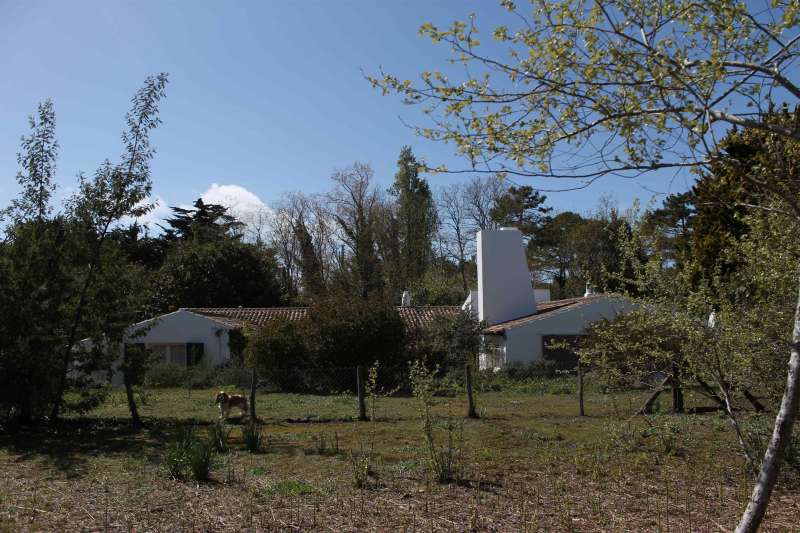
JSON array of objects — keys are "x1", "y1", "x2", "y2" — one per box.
[{"x1": 0, "y1": 1, "x2": 694, "y2": 230}]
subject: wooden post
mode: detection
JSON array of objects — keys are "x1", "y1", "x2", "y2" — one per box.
[
  {"x1": 356, "y1": 366, "x2": 367, "y2": 421},
  {"x1": 465, "y1": 363, "x2": 478, "y2": 419},
  {"x1": 249, "y1": 367, "x2": 257, "y2": 420},
  {"x1": 577, "y1": 361, "x2": 585, "y2": 417}
]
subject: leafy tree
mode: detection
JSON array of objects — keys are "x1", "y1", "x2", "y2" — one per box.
[
  {"x1": 489, "y1": 185, "x2": 551, "y2": 239},
  {"x1": 1, "y1": 75, "x2": 169, "y2": 424},
  {"x1": 304, "y1": 295, "x2": 406, "y2": 370},
  {"x1": 160, "y1": 198, "x2": 244, "y2": 243},
  {"x1": 641, "y1": 192, "x2": 695, "y2": 267},
  {"x1": 294, "y1": 217, "x2": 326, "y2": 299},
  {"x1": 151, "y1": 240, "x2": 283, "y2": 313},
  {"x1": 245, "y1": 320, "x2": 308, "y2": 396},
  {"x1": 527, "y1": 211, "x2": 586, "y2": 297},
  {"x1": 371, "y1": 2, "x2": 800, "y2": 527},
  {"x1": 8, "y1": 100, "x2": 58, "y2": 223},
  {"x1": 390, "y1": 146, "x2": 438, "y2": 291}
]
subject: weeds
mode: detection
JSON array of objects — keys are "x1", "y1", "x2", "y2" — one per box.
[
  {"x1": 242, "y1": 421, "x2": 264, "y2": 453},
  {"x1": 409, "y1": 360, "x2": 466, "y2": 484},
  {"x1": 162, "y1": 426, "x2": 215, "y2": 481},
  {"x1": 163, "y1": 426, "x2": 195, "y2": 478},
  {"x1": 208, "y1": 420, "x2": 231, "y2": 453},
  {"x1": 186, "y1": 439, "x2": 215, "y2": 481}
]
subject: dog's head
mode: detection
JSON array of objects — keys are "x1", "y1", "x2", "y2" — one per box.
[{"x1": 215, "y1": 391, "x2": 229, "y2": 405}]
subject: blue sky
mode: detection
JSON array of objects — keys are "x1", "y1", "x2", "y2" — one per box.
[{"x1": 0, "y1": 1, "x2": 694, "y2": 225}]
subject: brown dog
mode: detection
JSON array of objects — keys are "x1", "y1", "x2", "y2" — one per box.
[{"x1": 215, "y1": 391, "x2": 249, "y2": 419}]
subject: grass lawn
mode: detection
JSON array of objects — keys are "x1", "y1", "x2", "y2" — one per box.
[{"x1": 1, "y1": 386, "x2": 798, "y2": 531}]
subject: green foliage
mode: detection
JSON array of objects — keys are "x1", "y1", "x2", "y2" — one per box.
[
  {"x1": 305, "y1": 295, "x2": 406, "y2": 370},
  {"x1": 242, "y1": 421, "x2": 264, "y2": 453},
  {"x1": 389, "y1": 146, "x2": 438, "y2": 291},
  {"x1": 151, "y1": 239, "x2": 283, "y2": 313},
  {"x1": 161, "y1": 198, "x2": 244, "y2": 243},
  {"x1": 185, "y1": 438, "x2": 215, "y2": 481},
  {"x1": 208, "y1": 421, "x2": 231, "y2": 454},
  {"x1": 409, "y1": 360, "x2": 466, "y2": 483},
  {"x1": 411, "y1": 311, "x2": 482, "y2": 368},
  {"x1": 490, "y1": 185, "x2": 551, "y2": 238},
  {"x1": 245, "y1": 320, "x2": 308, "y2": 392},
  {"x1": 1, "y1": 75, "x2": 168, "y2": 423},
  {"x1": 162, "y1": 426, "x2": 196, "y2": 478}
]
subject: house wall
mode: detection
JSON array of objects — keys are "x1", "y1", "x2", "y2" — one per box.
[
  {"x1": 503, "y1": 297, "x2": 633, "y2": 363},
  {"x1": 110, "y1": 310, "x2": 232, "y2": 386}
]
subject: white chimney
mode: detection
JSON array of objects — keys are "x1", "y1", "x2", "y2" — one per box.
[
  {"x1": 401, "y1": 290, "x2": 412, "y2": 307},
  {"x1": 477, "y1": 228, "x2": 537, "y2": 325}
]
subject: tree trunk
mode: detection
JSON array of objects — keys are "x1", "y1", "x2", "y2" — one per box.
[
  {"x1": 249, "y1": 368, "x2": 257, "y2": 420},
  {"x1": 736, "y1": 281, "x2": 800, "y2": 533},
  {"x1": 465, "y1": 364, "x2": 478, "y2": 419},
  {"x1": 637, "y1": 377, "x2": 670, "y2": 415},
  {"x1": 122, "y1": 369, "x2": 141, "y2": 429},
  {"x1": 672, "y1": 363, "x2": 684, "y2": 413}
]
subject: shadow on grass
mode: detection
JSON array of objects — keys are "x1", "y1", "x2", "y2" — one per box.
[{"x1": 0, "y1": 416, "x2": 226, "y2": 474}]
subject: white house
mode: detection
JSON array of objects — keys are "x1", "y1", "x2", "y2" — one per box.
[
  {"x1": 108, "y1": 226, "x2": 630, "y2": 384},
  {"x1": 464, "y1": 228, "x2": 633, "y2": 369}
]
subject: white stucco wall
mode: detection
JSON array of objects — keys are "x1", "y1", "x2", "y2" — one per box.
[
  {"x1": 109, "y1": 309, "x2": 234, "y2": 386},
  {"x1": 500, "y1": 297, "x2": 633, "y2": 364},
  {"x1": 477, "y1": 228, "x2": 537, "y2": 325}
]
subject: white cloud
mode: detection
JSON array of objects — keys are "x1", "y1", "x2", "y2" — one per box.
[
  {"x1": 201, "y1": 183, "x2": 268, "y2": 221},
  {"x1": 119, "y1": 195, "x2": 171, "y2": 231},
  {"x1": 200, "y1": 183, "x2": 274, "y2": 242}
]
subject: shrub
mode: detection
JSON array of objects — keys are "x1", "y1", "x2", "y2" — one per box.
[
  {"x1": 208, "y1": 421, "x2": 231, "y2": 453},
  {"x1": 163, "y1": 426, "x2": 196, "y2": 478},
  {"x1": 186, "y1": 439, "x2": 215, "y2": 481},
  {"x1": 145, "y1": 362, "x2": 187, "y2": 388},
  {"x1": 242, "y1": 421, "x2": 264, "y2": 453}
]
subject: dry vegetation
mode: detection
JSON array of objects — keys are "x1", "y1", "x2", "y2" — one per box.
[{"x1": 1, "y1": 387, "x2": 798, "y2": 532}]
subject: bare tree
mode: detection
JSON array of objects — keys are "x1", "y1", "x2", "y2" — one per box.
[
  {"x1": 437, "y1": 183, "x2": 474, "y2": 292},
  {"x1": 328, "y1": 163, "x2": 383, "y2": 297},
  {"x1": 463, "y1": 176, "x2": 506, "y2": 231}
]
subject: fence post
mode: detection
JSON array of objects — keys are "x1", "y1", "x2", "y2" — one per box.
[
  {"x1": 356, "y1": 366, "x2": 367, "y2": 421},
  {"x1": 465, "y1": 363, "x2": 479, "y2": 419},
  {"x1": 577, "y1": 360, "x2": 585, "y2": 417},
  {"x1": 249, "y1": 367, "x2": 257, "y2": 420}
]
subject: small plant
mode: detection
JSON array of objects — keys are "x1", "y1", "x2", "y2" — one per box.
[
  {"x1": 242, "y1": 421, "x2": 264, "y2": 453},
  {"x1": 186, "y1": 439, "x2": 215, "y2": 481},
  {"x1": 348, "y1": 448, "x2": 372, "y2": 489},
  {"x1": 208, "y1": 420, "x2": 231, "y2": 453},
  {"x1": 409, "y1": 360, "x2": 466, "y2": 484},
  {"x1": 163, "y1": 426, "x2": 195, "y2": 478},
  {"x1": 313, "y1": 431, "x2": 339, "y2": 455}
]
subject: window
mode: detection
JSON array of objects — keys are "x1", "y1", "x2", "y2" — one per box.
[
  {"x1": 187, "y1": 343, "x2": 205, "y2": 366},
  {"x1": 146, "y1": 343, "x2": 190, "y2": 366},
  {"x1": 542, "y1": 335, "x2": 582, "y2": 370}
]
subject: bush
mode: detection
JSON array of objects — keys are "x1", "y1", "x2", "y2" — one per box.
[
  {"x1": 242, "y1": 421, "x2": 264, "y2": 453},
  {"x1": 208, "y1": 421, "x2": 231, "y2": 453},
  {"x1": 186, "y1": 439, "x2": 215, "y2": 481},
  {"x1": 145, "y1": 362, "x2": 187, "y2": 388},
  {"x1": 163, "y1": 426, "x2": 196, "y2": 478}
]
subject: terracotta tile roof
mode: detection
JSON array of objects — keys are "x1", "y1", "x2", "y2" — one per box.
[
  {"x1": 482, "y1": 296, "x2": 605, "y2": 335},
  {"x1": 186, "y1": 306, "x2": 461, "y2": 329}
]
